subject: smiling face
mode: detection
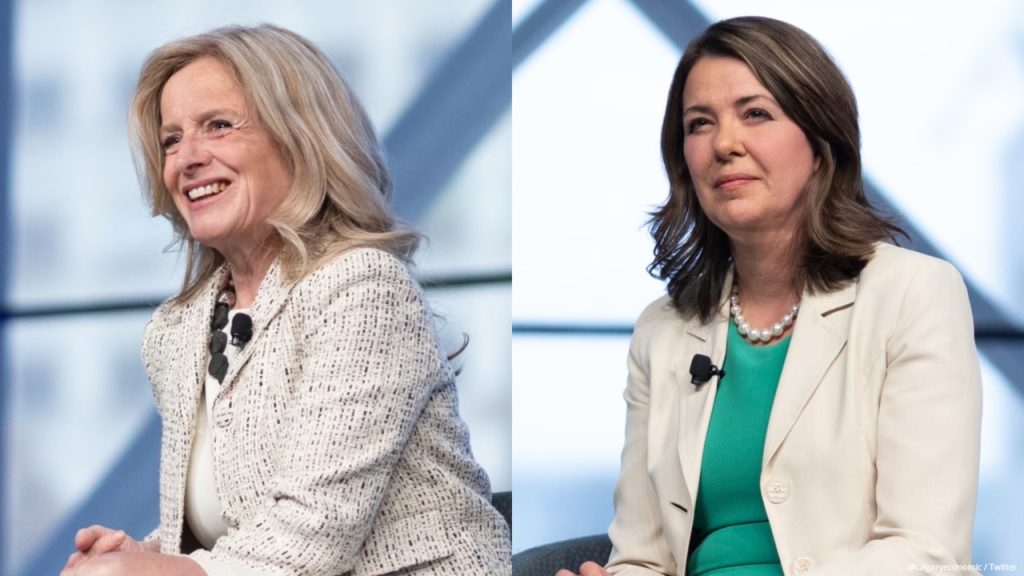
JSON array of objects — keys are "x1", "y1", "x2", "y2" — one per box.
[
  {"x1": 681, "y1": 56, "x2": 818, "y2": 244},
  {"x1": 159, "y1": 56, "x2": 293, "y2": 259}
]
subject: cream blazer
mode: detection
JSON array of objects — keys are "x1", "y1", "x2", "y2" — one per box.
[
  {"x1": 143, "y1": 247, "x2": 511, "y2": 575},
  {"x1": 606, "y1": 243, "x2": 982, "y2": 576}
]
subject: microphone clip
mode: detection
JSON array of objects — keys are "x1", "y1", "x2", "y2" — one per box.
[
  {"x1": 689, "y1": 354, "x2": 726, "y2": 386},
  {"x1": 230, "y1": 313, "x2": 254, "y2": 348}
]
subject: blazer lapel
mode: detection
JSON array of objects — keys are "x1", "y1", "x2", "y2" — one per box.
[
  {"x1": 217, "y1": 258, "x2": 295, "y2": 396},
  {"x1": 178, "y1": 267, "x2": 231, "y2": 422},
  {"x1": 673, "y1": 277, "x2": 733, "y2": 506},
  {"x1": 160, "y1": 265, "x2": 228, "y2": 545},
  {"x1": 762, "y1": 279, "x2": 857, "y2": 466},
  {"x1": 675, "y1": 318, "x2": 728, "y2": 506}
]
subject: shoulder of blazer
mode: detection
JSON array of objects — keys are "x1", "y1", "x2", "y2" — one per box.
[
  {"x1": 859, "y1": 242, "x2": 964, "y2": 298},
  {"x1": 634, "y1": 294, "x2": 678, "y2": 332},
  {"x1": 291, "y1": 247, "x2": 416, "y2": 305},
  {"x1": 631, "y1": 295, "x2": 689, "y2": 352},
  {"x1": 632, "y1": 267, "x2": 735, "y2": 347}
]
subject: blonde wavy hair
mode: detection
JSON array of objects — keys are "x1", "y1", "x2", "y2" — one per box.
[{"x1": 129, "y1": 24, "x2": 419, "y2": 301}]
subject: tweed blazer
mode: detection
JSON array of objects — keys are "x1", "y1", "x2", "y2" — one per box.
[
  {"x1": 605, "y1": 243, "x2": 982, "y2": 576},
  {"x1": 142, "y1": 247, "x2": 511, "y2": 575}
]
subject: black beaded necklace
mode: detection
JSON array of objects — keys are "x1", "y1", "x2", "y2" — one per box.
[{"x1": 207, "y1": 282, "x2": 254, "y2": 383}]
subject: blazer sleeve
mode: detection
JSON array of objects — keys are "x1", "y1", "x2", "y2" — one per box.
[
  {"x1": 606, "y1": 311, "x2": 678, "y2": 576},
  {"x1": 816, "y1": 258, "x2": 983, "y2": 575},
  {"x1": 190, "y1": 250, "x2": 450, "y2": 575}
]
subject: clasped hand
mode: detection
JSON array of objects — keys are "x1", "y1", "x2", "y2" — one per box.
[
  {"x1": 60, "y1": 525, "x2": 201, "y2": 576},
  {"x1": 556, "y1": 561, "x2": 612, "y2": 576}
]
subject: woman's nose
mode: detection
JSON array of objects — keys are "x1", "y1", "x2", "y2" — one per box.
[
  {"x1": 173, "y1": 133, "x2": 212, "y2": 174},
  {"x1": 712, "y1": 120, "x2": 745, "y2": 159}
]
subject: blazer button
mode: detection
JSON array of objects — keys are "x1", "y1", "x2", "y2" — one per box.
[
  {"x1": 793, "y1": 556, "x2": 815, "y2": 573},
  {"x1": 221, "y1": 511, "x2": 239, "y2": 529},
  {"x1": 215, "y1": 409, "x2": 234, "y2": 428},
  {"x1": 765, "y1": 477, "x2": 790, "y2": 504}
]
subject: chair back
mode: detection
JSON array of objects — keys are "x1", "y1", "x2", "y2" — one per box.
[
  {"x1": 511, "y1": 534, "x2": 612, "y2": 576},
  {"x1": 491, "y1": 490, "x2": 512, "y2": 529}
]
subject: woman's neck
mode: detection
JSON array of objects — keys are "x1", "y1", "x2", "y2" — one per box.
[
  {"x1": 729, "y1": 234, "x2": 801, "y2": 306},
  {"x1": 222, "y1": 240, "x2": 279, "y2": 308}
]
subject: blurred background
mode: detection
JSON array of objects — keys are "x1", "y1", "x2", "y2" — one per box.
[
  {"x1": 4, "y1": 0, "x2": 1022, "y2": 572},
  {"x1": 0, "y1": 1, "x2": 510, "y2": 574},
  {"x1": 512, "y1": 0, "x2": 1024, "y2": 569}
]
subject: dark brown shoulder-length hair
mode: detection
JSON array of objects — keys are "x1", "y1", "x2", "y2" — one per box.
[{"x1": 649, "y1": 16, "x2": 903, "y2": 322}]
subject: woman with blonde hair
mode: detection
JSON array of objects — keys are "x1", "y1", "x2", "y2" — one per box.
[{"x1": 61, "y1": 24, "x2": 510, "y2": 576}]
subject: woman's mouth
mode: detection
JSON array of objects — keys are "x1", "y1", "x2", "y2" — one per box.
[
  {"x1": 714, "y1": 174, "x2": 757, "y2": 189},
  {"x1": 186, "y1": 181, "x2": 229, "y2": 201}
]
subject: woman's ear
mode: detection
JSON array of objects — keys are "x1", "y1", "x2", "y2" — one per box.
[{"x1": 812, "y1": 137, "x2": 830, "y2": 173}]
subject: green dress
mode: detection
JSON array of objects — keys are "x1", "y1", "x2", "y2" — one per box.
[{"x1": 686, "y1": 322, "x2": 790, "y2": 576}]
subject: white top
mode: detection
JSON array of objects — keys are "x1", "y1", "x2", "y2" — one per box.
[
  {"x1": 185, "y1": 387, "x2": 228, "y2": 547},
  {"x1": 185, "y1": 309, "x2": 268, "y2": 576}
]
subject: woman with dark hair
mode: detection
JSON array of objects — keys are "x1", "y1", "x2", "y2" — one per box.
[
  {"x1": 559, "y1": 16, "x2": 981, "y2": 576},
  {"x1": 60, "y1": 24, "x2": 510, "y2": 576}
]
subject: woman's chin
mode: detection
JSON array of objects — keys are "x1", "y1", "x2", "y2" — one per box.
[
  {"x1": 187, "y1": 228, "x2": 230, "y2": 251},
  {"x1": 708, "y1": 214, "x2": 762, "y2": 236}
]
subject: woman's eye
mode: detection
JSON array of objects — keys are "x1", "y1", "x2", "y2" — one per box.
[
  {"x1": 209, "y1": 119, "x2": 233, "y2": 131},
  {"x1": 161, "y1": 135, "x2": 180, "y2": 151},
  {"x1": 746, "y1": 108, "x2": 773, "y2": 121},
  {"x1": 686, "y1": 118, "x2": 710, "y2": 134}
]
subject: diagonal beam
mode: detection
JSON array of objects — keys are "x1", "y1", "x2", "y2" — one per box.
[
  {"x1": 386, "y1": 0, "x2": 511, "y2": 222},
  {"x1": 388, "y1": 0, "x2": 594, "y2": 222},
  {"x1": 628, "y1": 0, "x2": 1024, "y2": 394},
  {"x1": 19, "y1": 413, "x2": 161, "y2": 576},
  {"x1": 863, "y1": 182, "x2": 1024, "y2": 394},
  {"x1": 513, "y1": 0, "x2": 591, "y2": 68},
  {"x1": 628, "y1": 0, "x2": 707, "y2": 46}
]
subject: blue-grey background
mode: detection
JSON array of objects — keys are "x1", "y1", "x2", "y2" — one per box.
[
  {"x1": 0, "y1": 1, "x2": 511, "y2": 574},
  {"x1": 3, "y1": 0, "x2": 1022, "y2": 572},
  {"x1": 512, "y1": 0, "x2": 1024, "y2": 570}
]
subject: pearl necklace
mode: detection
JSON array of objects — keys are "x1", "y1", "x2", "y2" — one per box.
[{"x1": 729, "y1": 286, "x2": 799, "y2": 344}]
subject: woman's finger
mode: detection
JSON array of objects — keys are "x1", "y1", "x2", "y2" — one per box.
[
  {"x1": 74, "y1": 527, "x2": 98, "y2": 552},
  {"x1": 92, "y1": 530, "x2": 127, "y2": 554},
  {"x1": 74, "y1": 525, "x2": 114, "y2": 552},
  {"x1": 63, "y1": 551, "x2": 84, "y2": 570},
  {"x1": 578, "y1": 561, "x2": 611, "y2": 576},
  {"x1": 554, "y1": 570, "x2": 579, "y2": 576}
]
